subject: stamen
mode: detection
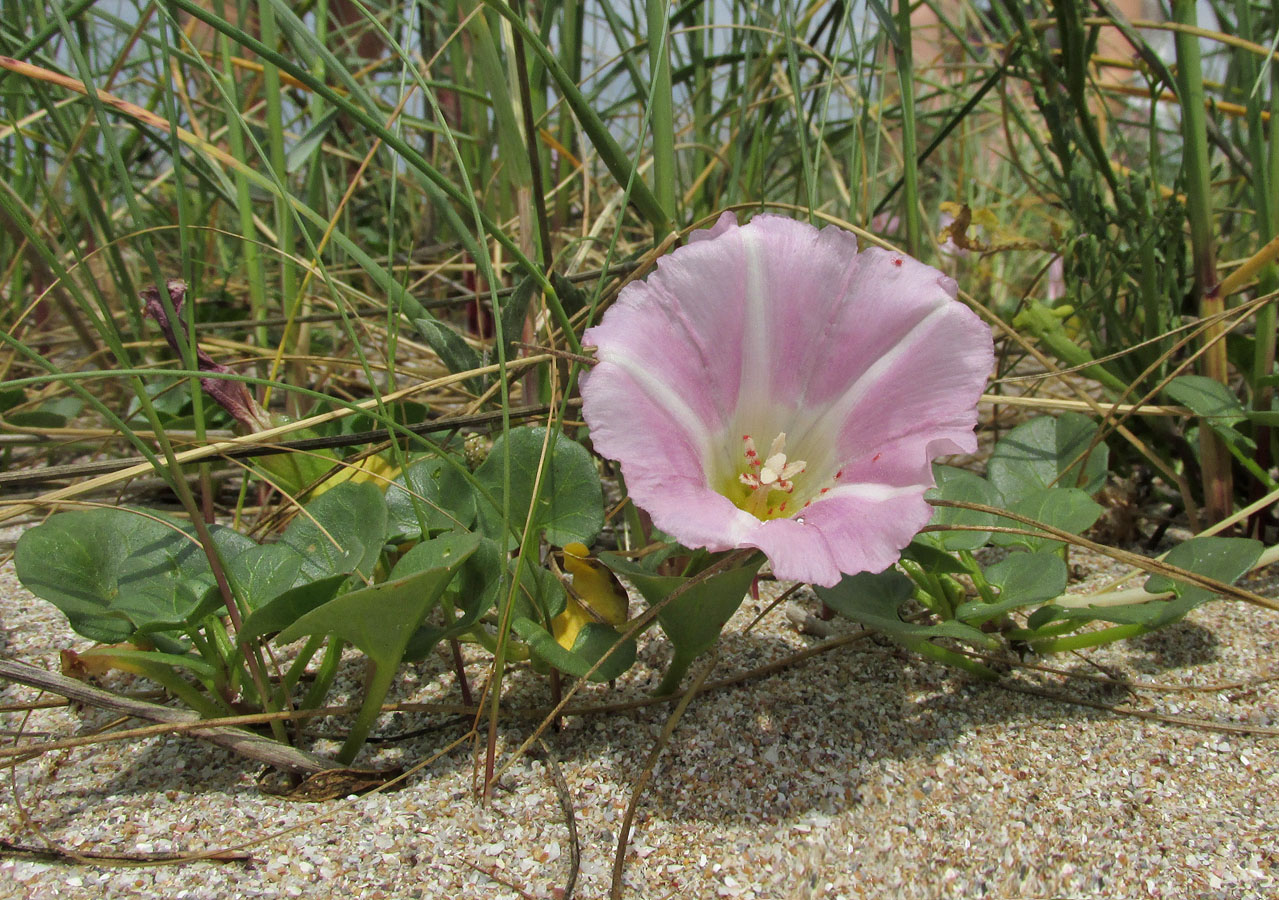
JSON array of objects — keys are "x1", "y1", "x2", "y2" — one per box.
[
  {"x1": 767, "y1": 433, "x2": 786, "y2": 459},
  {"x1": 734, "y1": 431, "x2": 810, "y2": 519}
]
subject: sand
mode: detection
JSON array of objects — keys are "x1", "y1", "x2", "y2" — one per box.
[{"x1": 2, "y1": 536, "x2": 1277, "y2": 900}]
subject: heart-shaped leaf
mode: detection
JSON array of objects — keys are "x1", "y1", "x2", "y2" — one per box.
[
  {"x1": 1031, "y1": 536, "x2": 1262, "y2": 630},
  {"x1": 815, "y1": 568, "x2": 996, "y2": 649},
  {"x1": 1164, "y1": 375, "x2": 1247, "y2": 426},
  {"x1": 385, "y1": 455, "x2": 477, "y2": 540},
  {"x1": 239, "y1": 574, "x2": 350, "y2": 644},
  {"x1": 513, "y1": 617, "x2": 637, "y2": 683},
  {"x1": 223, "y1": 543, "x2": 305, "y2": 610},
  {"x1": 1166, "y1": 376, "x2": 1256, "y2": 452},
  {"x1": 278, "y1": 531, "x2": 480, "y2": 662},
  {"x1": 402, "y1": 536, "x2": 504, "y2": 661},
  {"x1": 277, "y1": 531, "x2": 480, "y2": 763},
  {"x1": 989, "y1": 487, "x2": 1103, "y2": 551},
  {"x1": 1145, "y1": 536, "x2": 1263, "y2": 608},
  {"x1": 600, "y1": 552, "x2": 763, "y2": 693}
]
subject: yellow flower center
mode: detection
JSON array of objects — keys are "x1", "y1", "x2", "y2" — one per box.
[{"x1": 720, "y1": 432, "x2": 808, "y2": 521}]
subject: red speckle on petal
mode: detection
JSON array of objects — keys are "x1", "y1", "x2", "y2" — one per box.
[
  {"x1": 835, "y1": 469, "x2": 844, "y2": 479},
  {"x1": 893, "y1": 257, "x2": 903, "y2": 267},
  {"x1": 872, "y1": 452, "x2": 882, "y2": 462},
  {"x1": 820, "y1": 487, "x2": 829, "y2": 494},
  {"x1": 779, "y1": 502, "x2": 787, "y2": 512}
]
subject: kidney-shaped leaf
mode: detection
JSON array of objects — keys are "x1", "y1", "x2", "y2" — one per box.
[
  {"x1": 1032, "y1": 536, "x2": 1263, "y2": 630},
  {"x1": 15, "y1": 508, "x2": 252, "y2": 642},
  {"x1": 281, "y1": 481, "x2": 388, "y2": 581},
  {"x1": 815, "y1": 568, "x2": 996, "y2": 648},
  {"x1": 918, "y1": 465, "x2": 1003, "y2": 551},
  {"x1": 238, "y1": 573, "x2": 350, "y2": 644},
  {"x1": 600, "y1": 552, "x2": 763, "y2": 692},
  {"x1": 957, "y1": 550, "x2": 1067, "y2": 625},
  {"x1": 1165, "y1": 375, "x2": 1247, "y2": 426},
  {"x1": 223, "y1": 543, "x2": 305, "y2": 610},
  {"x1": 276, "y1": 531, "x2": 481, "y2": 763},
  {"x1": 987, "y1": 412, "x2": 1108, "y2": 503},
  {"x1": 402, "y1": 536, "x2": 504, "y2": 661},
  {"x1": 385, "y1": 455, "x2": 477, "y2": 540},
  {"x1": 989, "y1": 487, "x2": 1103, "y2": 551},
  {"x1": 1145, "y1": 536, "x2": 1263, "y2": 608},
  {"x1": 277, "y1": 531, "x2": 480, "y2": 664},
  {"x1": 475, "y1": 426, "x2": 604, "y2": 549},
  {"x1": 513, "y1": 618, "x2": 637, "y2": 683}
]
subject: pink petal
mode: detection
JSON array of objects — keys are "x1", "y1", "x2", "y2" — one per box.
[
  {"x1": 772, "y1": 486, "x2": 936, "y2": 585},
  {"x1": 583, "y1": 218, "x2": 752, "y2": 433}
]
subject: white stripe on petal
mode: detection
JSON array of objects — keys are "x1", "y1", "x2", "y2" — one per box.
[
  {"x1": 815, "y1": 481, "x2": 925, "y2": 504},
  {"x1": 604, "y1": 348, "x2": 714, "y2": 456},
  {"x1": 797, "y1": 300, "x2": 951, "y2": 448},
  {"x1": 739, "y1": 226, "x2": 772, "y2": 412}
]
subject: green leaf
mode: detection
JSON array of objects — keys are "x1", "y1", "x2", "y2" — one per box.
[
  {"x1": 7, "y1": 396, "x2": 86, "y2": 429},
  {"x1": 1165, "y1": 376, "x2": 1255, "y2": 452},
  {"x1": 600, "y1": 552, "x2": 763, "y2": 692},
  {"x1": 280, "y1": 481, "x2": 388, "y2": 581},
  {"x1": 1033, "y1": 537, "x2": 1263, "y2": 630},
  {"x1": 958, "y1": 551, "x2": 1067, "y2": 624},
  {"x1": 252, "y1": 445, "x2": 337, "y2": 497},
  {"x1": 918, "y1": 465, "x2": 1002, "y2": 551},
  {"x1": 278, "y1": 532, "x2": 479, "y2": 657},
  {"x1": 1145, "y1": 536, "x2": 1263, "y2": 607},
  {"x1": 987, "y1": 412, "x2": 1108, "y2": 503},
  {"x1": 402, "y1": 536, "x2": 505, "y2": 661},
  {"x1": 386, "y1": 455, "x2": 477, "y2": 540},
  {"x1": 507, "y1": 557, "x2": 568, "y2": 623},
  {"x1": 498, "y1": 275, "x2": 537, "y2": 363},
  {"x1": 14, "y1": 508, "x2": 252, "y2": 642},
  {"x1": 239, "y1": 574, "x2": 349, "y2": 644},
  {"x1": 815, "y1": 568, "x2": 996, "y2": 648},
  {"x1": 901, "y1": 540, "x2": 969, "y2": 575},
  {"x1": 1034, "y1": 595, "x2": 1199, "y2": 629},
  {"x1": 413, "y1": 317, "x2": 483, "y2": 394},
  {"x1": 1164, "y1": 375, "x2": 1247, "y2": 425},
  {"x1": 475, "y1": 426, "x2": 604, "y2": 549},
  {"x1": 513, "y1": 617, "x2": 637, "y2": 683},
  {"x1": 278, "y1": 531, "x2": 480, "y2": 762},
  {"x1": 222, "y1": 543, "x2": 304, "y2": 609},
  {"x1": 989, "y1": 487, "x2": 1103, "y2": 551},
  {"x1": 550, "y1": 272, "x2": 588, "y2": 318},
  {"x1": 0, "y1": 387, "x2": 24, "y2": 411}
]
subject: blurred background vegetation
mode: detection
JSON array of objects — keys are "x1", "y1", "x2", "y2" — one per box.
[{"x1": 0, "y1": 0, "x2": 1275, "y2": 530}]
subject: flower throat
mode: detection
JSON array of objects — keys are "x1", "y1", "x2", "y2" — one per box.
[{"x1": 727, "y1": 433, "x2": 807, "y2": 520}]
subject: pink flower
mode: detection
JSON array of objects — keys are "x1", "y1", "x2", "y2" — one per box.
[{"x1": 580, "y1": 213, "x2": 993, "y2": 587}]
